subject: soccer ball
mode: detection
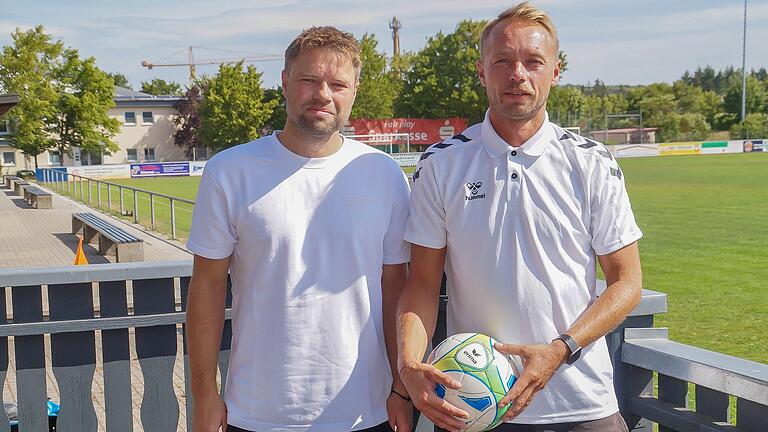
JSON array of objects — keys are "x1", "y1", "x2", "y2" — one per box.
[{"x1": 428, "y1": 333, "x2": 521, "y2": 432}]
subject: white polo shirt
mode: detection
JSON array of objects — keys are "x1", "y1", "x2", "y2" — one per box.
[
  {"x1": 187, "y1": 133, "x2": 411, "y2": 432},
  {"x1": 405, "y1": 111, "x2": 642, "y2": 424}
]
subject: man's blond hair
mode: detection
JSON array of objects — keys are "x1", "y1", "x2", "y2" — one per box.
[
  {"x1": 480, "y1": 2, "x2": 559, "y2": 58},
  {"x1": 284, "y1": 26, "x2": 361, "y2": 80}
]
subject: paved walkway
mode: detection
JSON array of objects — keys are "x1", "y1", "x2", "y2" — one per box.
[
  {"x1": 1, "y1": 180, "x2": 195, "y2": 430},
  {"x1": 0, "y1": 181, "x2": 191, "y2": 269}
]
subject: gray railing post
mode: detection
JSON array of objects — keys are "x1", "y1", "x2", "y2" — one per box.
[
  {"x1": 67, "y1": 172, "x2": 71, "y2": 194},
  {"x1": 107, "y1": 183, "x2": 112, "y2": 212},
  {"x1": 80, "y1": 177, "x2": 85, "y2": 202},
  {"x1": 606, "y1": 287, "x2": 667, "y2": 432},
  {"x1": 133, "y1": 190, "x2": 139, "y2": 223},
  {"x1": 150, "y1": 193, "x2": 156, "y2": 229},
  {"x1": 88, "y1": 179, "x2": 92, "y2": 205},
  {"x1": 97, "y1": 181, "x2": 102, "y2": 208},
  {"x1": 119, "y1": 186, "x2": 125, "y2": 215},
  {"x1": 170, "y1": 198, "x2": 177, "y2": 239}
]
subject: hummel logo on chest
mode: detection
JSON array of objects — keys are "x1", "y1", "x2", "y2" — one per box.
[{"x1": 465, "y1": 181, "x2": 486, "y2": 201}]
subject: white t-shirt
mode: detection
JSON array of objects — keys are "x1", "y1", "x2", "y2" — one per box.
[
  {"x1": 187, "y1": 133, "x2": 411, "y2": 432},
  {"x1": 405, "y1": 112, "x2": 642, "y2": 424}
]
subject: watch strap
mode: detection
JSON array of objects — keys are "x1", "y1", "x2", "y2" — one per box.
[{"x1": 554, "y1": 333, "x2": 582, "y2": 365}]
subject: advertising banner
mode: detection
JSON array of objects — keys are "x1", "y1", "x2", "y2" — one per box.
[
  {"x1": 727, "y1": 141, "x2": 746, "y2": 153},
  {"x1": 391, "y1": 152, "x2": 423, "y2": 167},
  {"x1": 68, "y1": 164, "x2": 131, "y2": 179},
  {"x1": 344, "y1": 118, "x2": 468, "y2": 146},
  {"x1": 609, "y1": 144, "x2": 659, "y2": 158},
  {"x1": 700, "y1": 141, "x2": 728, "y2": 155},
  {"x1": 189, "y1": 161, "x2": 207, "y2": 176},
  {"x1": 743, "y1": 140, "x2": 765, "y2": 152},
  {"x1": 658, "y1": 142, "x2": 701, "y2": 156},
  {"x1": 130, "y1": 162, "x2": 190, "y2": 178}
]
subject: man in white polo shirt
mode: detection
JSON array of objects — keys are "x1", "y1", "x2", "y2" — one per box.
[
  {"x1": 397, "y1": 3, "x2": 642, "y2": 432},
  {"x1": 186, "y1": 27, "x2": 412, "y2": 432}
]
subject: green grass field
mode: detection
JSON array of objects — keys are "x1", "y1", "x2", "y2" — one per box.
[{"x1": 46, "y1": 152, "x2": 768, "y2": 364}]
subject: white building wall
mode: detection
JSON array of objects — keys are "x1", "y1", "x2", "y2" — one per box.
[{"x1": 107, "y1": 105, "x2": 186, "y2": 164}]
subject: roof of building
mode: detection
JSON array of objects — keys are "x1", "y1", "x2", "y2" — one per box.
[
  {"x1": 0, "y1": 93, "x2": 20, "y2": 117},
  {"x1": 113, "y1": 86, "x2": 182, "y2": 108}
]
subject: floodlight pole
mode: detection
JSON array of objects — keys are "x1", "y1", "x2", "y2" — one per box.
[{"x1": 741, "y1": 0, "x2": 747, "y2": 137}]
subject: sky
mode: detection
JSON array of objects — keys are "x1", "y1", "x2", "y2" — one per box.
[{"x1": 2, "y1": 0, "x2": 767, "y2": 91}]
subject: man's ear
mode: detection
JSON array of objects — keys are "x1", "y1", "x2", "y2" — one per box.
[
  {"x1": 281, "y1": 69, "x2": 289, "y2": 90},
  {"x1": 477, "y1": 60, "x2": 487, "y2": 87},
  {"x1": 551, "y1": 57, "x2": 561, "y2": 86}
]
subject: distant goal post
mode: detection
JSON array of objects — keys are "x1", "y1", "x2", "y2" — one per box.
[{"x1": 341, "y1": 132, "x2": 411, "y2": 153}]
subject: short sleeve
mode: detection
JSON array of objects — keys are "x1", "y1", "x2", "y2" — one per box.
[
  {"x1": 404, "y1": 158, "x2": 447, "y2": 249},
  {"x1": 382, "y1": 170, "x2": 411, "y2": 265},
  {"x1": 590, "y1": 159, "x2": 643, "y2": 256},
  {"x1": 186, "y1": 167, "x2": 236, "y2": 259}
]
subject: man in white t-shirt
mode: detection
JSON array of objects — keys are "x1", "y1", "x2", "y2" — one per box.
[
  {"x1": 397, "y1": 3, "x2": 642, "y2": 432},
  {"x1": 186, "y1": 26, "x2": 412, "y2": 432}
]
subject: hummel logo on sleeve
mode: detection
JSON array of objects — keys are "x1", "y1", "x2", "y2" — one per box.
[{"x1": 465, "y1": 182, "x2": 486, "y2": 201}]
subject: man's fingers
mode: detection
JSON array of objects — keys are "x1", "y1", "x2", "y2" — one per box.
[
  {"x1": 494, "y1": 342, "x2": 525, "y2": 356},
  {"x1": 499, "y1": 373, "x2": 531, "y2": 407},
  {"x1": 503, "y1": 384, "x2": 537, "y2": 421},
  {"x1": 429, "y1": 392, "x2": 471, "y2": 419},
  {"x1": 426, "y1": 366, "x2": 462, "y2": 389}
]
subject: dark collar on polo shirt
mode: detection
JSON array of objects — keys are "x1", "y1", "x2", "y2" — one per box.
[{"x1": 481, "y1": 110, "x2": 555, "y2": 158}]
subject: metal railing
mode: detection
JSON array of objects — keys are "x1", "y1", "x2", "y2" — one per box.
[
  {"x1": 0, "y1": 262, "x2": 765, "y2": 431},
  {"x1": 38, "y1": 168, "x2": 194, "y2": 239}
]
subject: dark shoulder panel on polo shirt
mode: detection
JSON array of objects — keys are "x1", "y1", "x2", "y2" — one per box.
[
  {"x1": 552, "y1": 124, "x2": 614, "y2": 161},
  {"x1": 413, "y1": 125, "x2": 481, "y2": 181},
  {"x1": 552, "y1": 124, "x2": 624, "y2": 179}
]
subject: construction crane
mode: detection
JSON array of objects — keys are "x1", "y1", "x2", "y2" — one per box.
[{"x1": 141, "y1": 46, "x2": 282, "y2": 83}]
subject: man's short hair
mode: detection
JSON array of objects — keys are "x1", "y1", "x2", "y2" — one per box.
[
  {"x1": 284, "y1": 26, "x2": 362, "y2": 79},
  {"x1": 480, "y1": 2, "x2": 560, "y2": 58}
]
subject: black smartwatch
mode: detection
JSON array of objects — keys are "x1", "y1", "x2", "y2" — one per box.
[{"x1": 554, "y1": 333, "x2": 582, "y2": 365}]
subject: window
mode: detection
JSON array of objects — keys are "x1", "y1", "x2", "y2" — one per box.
[
  {"x1": 193, "y1": 147, "x2": 208, "y2": 160},
  {"x1": 49, "y1": 150, "x2": 61, "y2": 165},
  {"x1": 0, "y1": 119, "x2": 10, "y2": 135},
  {"x1": 126, "y1": 149, "x2": 138, "y2": 162},
  {"x1": 124, "y1": 112, "x2": 136, "y2": 125},
  {"x1": 144, "y1": 147, "x2": 156, "y2": 161},
  {"x1": 142, "y1": 111, "x2": 154, "y2": 124},
  {"x1": 2, "y1": 151, "x2": 15, "y2": 166},
  {"x1": 82, "y1": 151, "x2": 102, "y2": 166}
]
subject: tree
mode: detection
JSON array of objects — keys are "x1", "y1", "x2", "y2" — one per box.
[
  {"x1": 547, "y1": 86, "x2": 584, "y2": 125},
  {"x1": 0, "y1": 26, "x2": 119, "y2": 166},
  {"x1": 262, "y1": 87, "x2": 286, "y2": 132},
  {"x1": 723, "y1": 75, "x2": 767, "y2": 117},
  {"x1": 0, "y1": 26, "x2": 62, "y2": 167},
  {"x1": 52, "y1": 48, "x2": 121, "y2": 160},
  {"x1": 672, "y1": 81, "x2": 721, "y2": 126},
  {"x1": 107, "y1": 72, "x2": 131, "y2": 89},
  {"x1": 141, "y1": 78, "x2": 183, "y2": 96},
  {"x1": 626, "y1": 83, "x2": 713, "y2": 141},
  {"x1": 730, "y1": 113, "x2": 768, "y2": 139},
  {"x1": 199, "y1": 61, "x2": 278, "y2": 152},
  {"x1": 395, "y1": 20, "x2": 487, "y2": 124},
  {"x1": 174, "y1": 85, "x2": 204, "y2": 157},
  {"x1": 350, "y1": 34, "x2": 398, "y2": 119}
]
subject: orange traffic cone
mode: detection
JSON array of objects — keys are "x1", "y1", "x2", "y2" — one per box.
[{"x1": 74, "y1": 237, "x2": 89, "y2": 265}]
